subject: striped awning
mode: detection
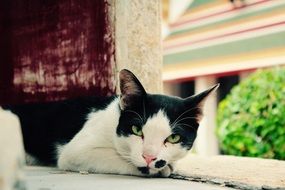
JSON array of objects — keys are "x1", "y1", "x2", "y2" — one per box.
[{"x1": 163, "y1": 0, "x2": 285, "y2": 82}]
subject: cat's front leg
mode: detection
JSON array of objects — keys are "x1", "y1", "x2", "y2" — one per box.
[
  {"x1": 159, "y1": 164, "x2": 174, "y2": 177},
  {"x1": 58, "y1": 146, "x2": 157, "y2": 177}
]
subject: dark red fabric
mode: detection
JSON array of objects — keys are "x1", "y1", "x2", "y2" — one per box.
[{"x1": 0, "y1": 0, "x2": 115, "y2": 105}]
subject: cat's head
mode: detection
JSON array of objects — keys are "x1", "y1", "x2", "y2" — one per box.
[{"x1": 115, "y1": 69, "x2": 218, "y2": 172}]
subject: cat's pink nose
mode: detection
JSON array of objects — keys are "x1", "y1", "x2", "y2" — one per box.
[{"x1": 142, "y1": 154, "x2": 157, "y2": 165}]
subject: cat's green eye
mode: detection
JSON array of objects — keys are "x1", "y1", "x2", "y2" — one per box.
[
  {"x1": 166, "y1": 134, "x2": 181, "y2": 144},
  {"x1": 131, "y1": 126, "x2": 143, "y2": 136}
]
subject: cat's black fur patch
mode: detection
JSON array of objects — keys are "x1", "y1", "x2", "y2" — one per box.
[
  {"x1": 2, "y1": 96, "x2": 116, "y2": 165},
  {"x1": 155, "y1": 160, "x2": 166, "y2": 168},
  {"x1": 137, "y1": 167, "x2": 150, "y2": 175}
]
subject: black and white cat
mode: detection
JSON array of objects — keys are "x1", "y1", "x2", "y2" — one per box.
[{"x1": 4, "y1": 69, "x2": 218, "y2": 177}]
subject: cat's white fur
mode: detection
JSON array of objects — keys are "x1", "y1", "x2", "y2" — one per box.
[
  {"x1": 57, "y1": 98, "x2": 187, "y2": 176},
  {"x1": 0, "y1": 107, "x2": 25, "y2": 190}
]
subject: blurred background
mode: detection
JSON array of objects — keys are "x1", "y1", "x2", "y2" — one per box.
[{"x1": 162, "y1": 0, "x2": 285, "y2": 160}]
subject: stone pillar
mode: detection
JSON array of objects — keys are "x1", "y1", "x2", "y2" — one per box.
[
  {"x1": 195, "y1": 76, "x2": 219, "y2": 156},
  {"x1": 114, "y1": 0, "x2": 162, "y2": 93},
  {"x1": 239, "y1": 70, "x2": 252, "y2": 81}
]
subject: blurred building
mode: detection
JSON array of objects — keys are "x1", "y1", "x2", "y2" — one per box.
[{"x1": 162, "y1": 0, "x2": 285, "y2": 155}]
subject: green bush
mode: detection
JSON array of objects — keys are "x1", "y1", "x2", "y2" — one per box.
[{"x1": 217, "y1": 67, "x2": 285, "y2": 160}]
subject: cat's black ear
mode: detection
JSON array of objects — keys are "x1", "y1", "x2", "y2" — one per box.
[
  {"x1": 185, "y1": 84, "x2": 219, "y2": 122},
  {"x1": 119, "y1": 69, "x2": 146, "y2": 110}
]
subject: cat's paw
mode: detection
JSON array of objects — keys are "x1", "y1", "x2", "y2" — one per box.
[
  {"x1": 137, "y1": 167, "x2": 160, "y2": 177},
  {"x1": 137, "y1": 167, "x2": 150, "y2": 175},
  {"x1": 137, "y1": 165, "x2": 174, "y2": 178},
  {"x1": 159, "y1": 164, "x2": 174, "y2": 177},
  {"x1": 137, "y1": 167, "x2": 155, "y2": 176}
]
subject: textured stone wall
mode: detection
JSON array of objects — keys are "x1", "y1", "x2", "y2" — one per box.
[
  {"x1": 114, "y1": 0, "x2": 162, "y2": 93},
  {"x1": 0, "y1": 0, "x2": 115, "y2": 105}
]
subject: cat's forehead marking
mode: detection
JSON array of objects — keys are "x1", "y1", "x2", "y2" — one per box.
[
  {"x1": 145, "y1": 94, "x2": 186, "y2": 124},
  {"x1": 141, "y1": 110, "x2": 172, "y2": 156},
  {"x1": 142, "y1": 110, "x2": 172, "y2": 139}
]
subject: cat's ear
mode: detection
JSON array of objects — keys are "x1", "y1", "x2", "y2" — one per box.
[
  {"x1": 119, "y1": 69, "x2": 146, "y2": 110},
  {"x1": 184, "y1": 84, "x2": 219, "y2": 122}
]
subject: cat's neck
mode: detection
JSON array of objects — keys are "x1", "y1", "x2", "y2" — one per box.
[
  {"x1": 66, "y1": 97, "x2": 121, "y2": 151},
  {"x1": 86, "y1": 97, "x2": 121, "y2": 129}
]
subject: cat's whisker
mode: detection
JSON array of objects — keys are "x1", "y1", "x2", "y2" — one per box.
[
  {"x1": 175, "y1": 123, "x2": 196, "y2": 130},
  {"x1": 121, "y1": 156, "x2": 135, "y2": 162},
  {"x1": 117, "y1": 152, "x2": 133, "y2": 159},
  {"x1": 119, "y1": 153, "x2": 132, "y2": 158},
  {"x1": 172, "y1": 116, "x2": 197, "y2": 128},
  {"x1": 171, "y1": 106, "x2": 201, "y2": 127},
  {"x1": 117, "y1": 150, "x2": 131, "y2": 155},
  {"x1": 124, "y1": 110, "x2": 144, "y2": 123},
  {"x1": 124, "y1": 160, "x2": 136, "y2": 167},
  {"x1": 101, "y1": 156, "x2": 124, "y2": 160},
  {"x1": 118, "y1": 155, "x2": 137, "y2": 165}
]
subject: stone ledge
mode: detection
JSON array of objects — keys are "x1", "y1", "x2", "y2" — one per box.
[
  {"x1": 24, "y1": 166, "x2": 230, "y2": 190},
  {"x1": 174, "y1": 154, "x2": 285, "y2": 190},
  {"x1": 23, "y1": 154, "x2": 285, "y2": 190}
]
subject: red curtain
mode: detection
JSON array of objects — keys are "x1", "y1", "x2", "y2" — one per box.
[{"x1": 0, "y1": 0, "x2": 115, "y2": 106}]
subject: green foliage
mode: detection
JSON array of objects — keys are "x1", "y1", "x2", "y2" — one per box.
[{"x1": 217, "y1": 67, "x2": 285, "y2": 160}]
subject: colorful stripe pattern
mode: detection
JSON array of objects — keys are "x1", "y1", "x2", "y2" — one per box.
[{"x1": 163, "y1": 0, "x2": 285, "y2": 81}]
